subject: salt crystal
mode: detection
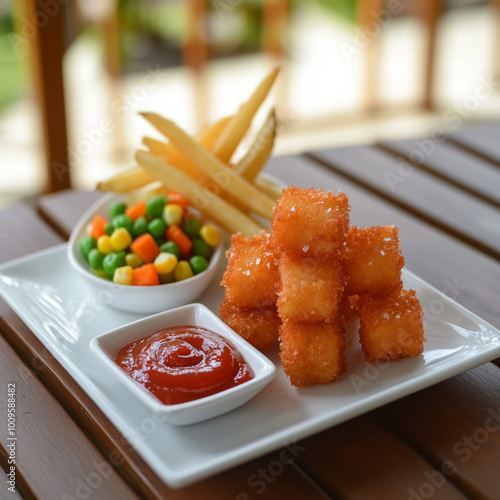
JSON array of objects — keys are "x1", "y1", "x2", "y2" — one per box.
[
  {"x1": 302, "y1": 245, "x2": 309, "y2": 253},
  {"x1": 256, "y1": 257, "x2": 261, "y2": 265},
  {"x1": 243, "y1": 270, "x2": 250, "y2": 276},
  {"x1": 380, "y1": 250, "x2": 385, "y2": 256},
  {"x1": 291, "y1": 206, "x2": 295, "y2": 212}
]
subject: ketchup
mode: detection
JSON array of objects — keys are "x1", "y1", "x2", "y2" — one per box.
[{"x1": 114, "y1": 326, "x2": 254, "y2": 405}]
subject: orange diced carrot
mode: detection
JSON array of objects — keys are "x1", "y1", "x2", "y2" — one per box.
[
  {"x1": 90, "y1": 214, "x2": 108, "y2": 239},
  {"x1": 125, "y1": 200, "x2": 146, "y2": 221},
  {"x1": 130, "y1": 233, "x2": 160, "y2": 263},
  {"x1": 166, "y1": 225, "x2": 193, "y2": 255},
  {"x1": 132, "y1": 263, "x2": 159, "y2": 286},
  {"x1": 167, "y1": 191, "x2": 189, "y2": 207}
]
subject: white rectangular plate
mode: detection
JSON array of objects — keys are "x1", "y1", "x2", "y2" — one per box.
[{"x1": 1, "y1": 244, "x2": 500, "y2": 488}]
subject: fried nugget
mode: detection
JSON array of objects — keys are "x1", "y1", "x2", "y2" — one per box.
[
  {"x1": 277, "y1": 253, "x2": 344, "y2": 324},
  {"x1": 339, "y1": 294, "x2": 360, "y2": 321},
  {"x1": 221, "y1": 230, "x2": 279, "y2": 308},
  {"x1": 279, "y1": 320, "x2": 347, "y2": 386},
  {"x1": 219, "y1": 301, "x2": 280, "y2": 351},
  {"x1": 342, "y1": 225, "x2": 404, "y2": 296},
  {"x1": 271, "y1": 187, "x2": 350, "y2": 257},
  {"x1": 358, "y1": 288, "x2": 425, "y2": 364}
]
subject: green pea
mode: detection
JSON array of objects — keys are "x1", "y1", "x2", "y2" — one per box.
[
  {"x1": 79, "y1": 236, "x2": 97, "y2": 261},
  {"x1": 160, "y1": 241, "x2": 180, "y2": 259},
  {"x1": 102, "y1": 251, "x2": 126, "y2": 277},
  {"x1": 182, "y1": 218, "x2": 201, "y2": 239},
  {"x1": 88, "y1": 248, "x2": 105, "y2": 270},
  {"x1": 133, "y1": 216, "x2": 148, "y2": 237},
  {"x1": 146, "y1": 195, "x2": 167, "y2": 219},
  {"x1": 104, "y1": 223, "x2": 114, "y2": 236},
  {"x1": 148, "y1": 218, "x2": 166, "y2": 239},
  {"x1": 192, "y1": 238, "x2": 211, "y2": 259},
  {"x1": 189, "y1": 255, "x2": 208, "y2": 275},
  {"x1": 112, "y1": 214, "x2": 133, "y2": 234},
  {"x1": 109, "y1": 202, "x2": 127, "y2": 219}
]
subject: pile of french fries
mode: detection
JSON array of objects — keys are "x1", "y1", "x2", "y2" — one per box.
[{"x1": 97, "y1": 68, "x2": 283, "y2": 236}]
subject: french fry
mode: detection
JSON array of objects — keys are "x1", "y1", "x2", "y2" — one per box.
[
  {"x1": 124, "y1": 181, "x2": 167, "y2": 205},
  {"x1": 142, "y1": 115, "x2": 234, "y2": 180},
  {"x1": 96, "y1": 166, "x2": 156, "y2": 193},
  {"x1": 135, "y1": 150, "x2": 263, "y2": 236},
  {"x1": 211, "y1": 67, "x2": 279, "y2": 164},
  {"x1": 198, "y1": 115, "x2": 234, "y2": 150},
  {"x1": 142, "y1": 136, "x2": 170, "y2": 157},
  {"x1": 234, "y1": 107, "x2": 276, "y2": 181},
  {"x1": 140, "y1": 112, "x2": 275, "y2": 220},
  {"x1": 142, "y1": 136, "x2": 204, "y2": 180},
  {"x1": 253, "y1": 175, "x2": 283, "y2": 201}
]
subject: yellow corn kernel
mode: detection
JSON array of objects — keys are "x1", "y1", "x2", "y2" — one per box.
[
  {"x1": 113, "y1": 265, "x2": 133, "y2": 285},
  {"x1": 97, "y1": 235, "x2": 113, "y2": 255},
  {"x1": 154, "y1": 252, "x2": 178, "y2": 274},
  {"x1": 163, "y1": 203, "x2": 183, "y2": 226},
  {"x1": 174, "y1": 260, "x2": 194, "y2": 281},
  {"x1": 110, "y1": 227, "x2": 132, "y2": 251},
  {"x1": 125, "y1": 252, "x2": 143, "y2": 268},
  {"x1": 199, "y1": 224, "x2": 219, "y2": 247},
  {"x1": 159, "y1": 270, "x2": 175, "y2": 284}
]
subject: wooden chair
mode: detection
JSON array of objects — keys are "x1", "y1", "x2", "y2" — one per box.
[
  {"x1": 357, "y1": 0, "x2": 444, "y2": 112},
  {"x1": 24, "y1": 0, "x2": 72, "y2": 192}
]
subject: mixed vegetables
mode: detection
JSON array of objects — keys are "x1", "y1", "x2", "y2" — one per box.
[{"x1": 78, "y1": 192, "x2": 219, "y2": 286}]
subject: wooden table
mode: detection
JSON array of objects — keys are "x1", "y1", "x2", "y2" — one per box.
[{"x1": 1, "y1": 121, "x2": 500, "y2": 499}]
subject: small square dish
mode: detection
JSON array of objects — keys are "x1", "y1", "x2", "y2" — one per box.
[{"x1": 89, "y1": 303, "x2": 276, "y2": 425}]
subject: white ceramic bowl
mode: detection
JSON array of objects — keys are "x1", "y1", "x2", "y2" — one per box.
[
  {"x1": 90, "y1": 303, "x2": 276, "y2": 425},
  {"x1": 67, "y1": 193, "x2": 224, "y2": 314}
]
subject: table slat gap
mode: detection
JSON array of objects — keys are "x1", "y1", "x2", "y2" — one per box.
[
  {"x1": 375, "y1": 142, "x2": 500, "y2": 210},
  {"x1": 302, "y1": 151, "x2": 500, "y2": 262},
  {"x1": 0, "y1": 440, "x2": 38, "y2": 500},
  {"x1": 446, "y1": 136, "x2": 500, "y2": 169}
]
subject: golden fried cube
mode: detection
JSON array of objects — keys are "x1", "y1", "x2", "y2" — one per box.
[
  {"x1": 219, "y1": 301, "x2": 280, "y2": 352},
  {"x1": 277, "y1": 253, "x2": 344, "y2": 324},
  {"x1": 338, "y1": 294, "x2": 360, "y2": 322},
  {"x1": 359, "y1": 289, "x2": 425, "y2": 364},
  {"x1": 279, "y1": 320, "x2": 347, "y2": 386},
  {"x1": 342, "y1": 225, "x2": 404, "y2": 296},
  {"x1": 271, "y1": 187, "x2": 350, "y2": 257},
  {"x1": 221, "y1": 230, "x2": 279, "y2": 308}
]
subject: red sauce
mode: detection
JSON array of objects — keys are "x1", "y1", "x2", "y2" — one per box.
[{"x1": 114, "y1": 325, "x2": 254, "y2": 405}]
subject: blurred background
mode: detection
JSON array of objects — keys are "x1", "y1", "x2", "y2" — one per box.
[{"x1": 1, "y1": 0, "x2": 499, "y2": 207}]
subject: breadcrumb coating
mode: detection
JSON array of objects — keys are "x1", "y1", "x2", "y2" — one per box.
[
  {"x1": 271, "y1": 186, "x2": 350, "y2": 257},
  {"x1": 219, "y1": 301, "x2": 280, "y2": 351},
  {"x1": 359, "y1": 289, "x2": 425, "y2": 363}
]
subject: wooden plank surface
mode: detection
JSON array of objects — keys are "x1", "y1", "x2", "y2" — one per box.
[
  {"x1": 307, "y1": 146, "x2": 500, "y2": 261},
  {"x1": 376, "y1": 363, "x2": 500, "y2": 500},
  {"x1": 448, "y1": 121, "x2": 500, "y2": 167},
  {"x1": 378, "y1": 136, "x2": 500, "y2": 207},
  {"x1": 37, "y1": 189, "x2": 104, "y2": 238},
  {"x1": 294, "y1": 417, "x2": 468, "y2": 500},
  {"x1": 0, "y1": 330, "x2": 139, "y2": 500},
  {"x1": 2, "y1": 134, "x2": 500, "y2": 499}
]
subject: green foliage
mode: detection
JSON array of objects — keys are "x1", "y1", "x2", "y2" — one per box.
[{"x1": 0, "y1": 15, "x2": 28, "y2": 112}]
